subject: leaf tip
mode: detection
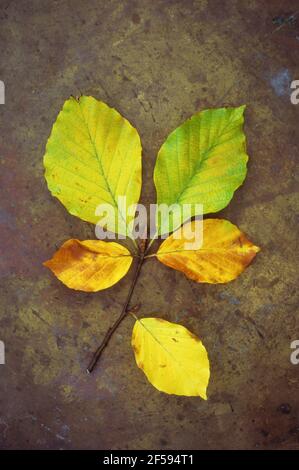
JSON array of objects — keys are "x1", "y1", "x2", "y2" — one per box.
[
  {"x1": 43, "y1": 259, "x2": 51, "y2": 269},
  {"x1": 237, "y1": 104, "x2": 247, "y2": 114}
]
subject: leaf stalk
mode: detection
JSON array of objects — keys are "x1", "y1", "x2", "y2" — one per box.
[{"x1": 86, "y1": 240, "x2": 147, "y2": 373}]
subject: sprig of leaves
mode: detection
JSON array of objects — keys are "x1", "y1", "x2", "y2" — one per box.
[{"x1": 43, "y1": 96, "x2": 260, "y2": 399}]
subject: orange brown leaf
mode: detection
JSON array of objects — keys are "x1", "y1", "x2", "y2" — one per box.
[
  {"x1": 44, "y1": 239, "x2": 133, "y2": 292},
  {"x1": 157, "y1": 219, "x2": 260, "y2": 283}
]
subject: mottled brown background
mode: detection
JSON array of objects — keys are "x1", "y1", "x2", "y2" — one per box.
[{"x1": 0, "y1": 0, "x2": 298, "y2": 450}]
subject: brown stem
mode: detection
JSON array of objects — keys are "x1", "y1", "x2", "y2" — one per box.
[{"x1": 86, "y1": 241, "x2": 147, "y2": 373}]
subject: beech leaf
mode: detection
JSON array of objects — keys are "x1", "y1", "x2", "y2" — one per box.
[
  {"x1": 132, "y1": 317, "x2": 210, "y2": 398},
  {"x1": 154, "y1": 106, "x2": 248, "y2": 234},
  {"x1": 44, "y1": 96, "x2": 142, "y2": 238},
  {"x1": 44, "y1": 239, "x2": 133, "y2": 292},
  {"x1": 157, "y1": 219, "x2": 260, "y2": 283}
]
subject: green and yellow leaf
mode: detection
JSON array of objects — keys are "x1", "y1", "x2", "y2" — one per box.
[
  {"x1": 157, "y1": 219, "x2": 260, "y2": 283},
  {"x1": 154, "y1": 106, "x2": 248, "y2": 234},
  {"x1": 44, "y1": 96, "x2": 142, "y2": 238},
  {"x1": 44, "y1": 239, "x2": 132, "y2": 292},
  {"x1": 132, "y1": 317, "x2": 210, "y2": 398}
]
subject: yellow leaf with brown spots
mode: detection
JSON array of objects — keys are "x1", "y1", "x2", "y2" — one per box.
[
  {"x1": 44, "y1": 239, "x2": 132, "y2": 292},
  {"x1": 44, "y1": 96, "x2": 142, "y2": 238},
  {"x1": 157, "y1": 219, "x2": 260, "y2": 283},
  {"x1": 132, "y1": 317, "x2": 210, "y2": 398}
]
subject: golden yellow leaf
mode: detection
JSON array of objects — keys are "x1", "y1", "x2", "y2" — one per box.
[
  {"x1": 44, "y1": 239, "x2": 132, "y2": 292},
  {"x1": 44, "y1": 96, "x2": 142, "y2": 238},
  {"x1": 132, "y1": 317, "x2": 210, "y2": 398},
  {"x1": 157, "y1": 219, "x2": 260, "y2": 283}
]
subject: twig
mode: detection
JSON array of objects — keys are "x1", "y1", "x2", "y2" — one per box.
[
  {"x1": 86, "y1": 241, "x2": 147, "y2": 373},
  {"x1": 272, "y1": 10, "x2": 299, "y2": 34}
]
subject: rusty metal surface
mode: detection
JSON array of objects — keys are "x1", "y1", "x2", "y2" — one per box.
[{"x1": 0, "y1": 0, "x2": 298, "y2": 449}]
